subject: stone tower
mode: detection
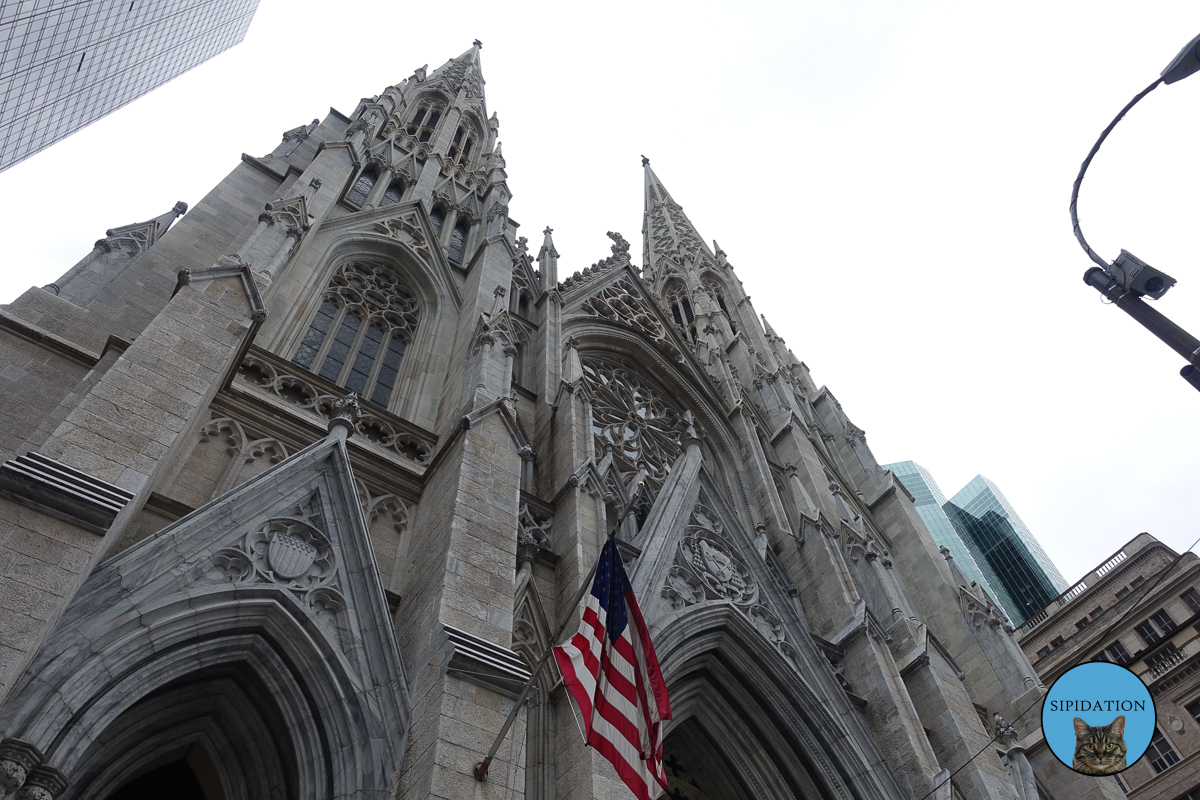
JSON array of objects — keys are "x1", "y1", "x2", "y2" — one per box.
[{"x1": 0, "y1": 44, "x2": 1116, "y2": 800}]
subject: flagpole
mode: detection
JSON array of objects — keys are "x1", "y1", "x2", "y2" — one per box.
[{"x1": 475, "y1": 483, "x2": 643, "y2": 782}]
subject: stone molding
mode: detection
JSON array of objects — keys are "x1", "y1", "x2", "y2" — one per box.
[
  {"x1": 0, "y1": 452, "x2": 134, "y2": 534},
  {"x1": 443, "y1": 624, "x2": 532, "y2": 697}
]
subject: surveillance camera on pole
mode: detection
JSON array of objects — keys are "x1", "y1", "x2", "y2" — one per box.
[{"x1": 1069, "y1": 32, "x2": 1200, "y2": 391}]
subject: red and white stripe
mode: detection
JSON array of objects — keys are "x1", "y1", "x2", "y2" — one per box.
[{"x1": 554, "y1": 586, "x2": 672, "y2": 800}]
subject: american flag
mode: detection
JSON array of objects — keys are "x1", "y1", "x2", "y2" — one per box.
[{"x1": 553, "y1": 536, "x2": 673, "y2": 800}]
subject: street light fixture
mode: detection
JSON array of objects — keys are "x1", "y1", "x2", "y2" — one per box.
[{"x1": 1070, "y1": 32, "x2": 1200, "y2": 392}]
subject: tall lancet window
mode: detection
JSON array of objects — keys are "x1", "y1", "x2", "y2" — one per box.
[
  {"x1": 406, "y1": 103, "x2": 443, "y2": 143},
  {"x1": 447, "y1": 221, "x2": 469, "y2": 264},
  {"x1": 293, "y1": 261, "x2": 419, "y2": 408},
  {"x1": 429, "y1": 208, "x2": 445, "y2": 236},
  {"x1": 379, "y1": 182, "x2": 403, "y2": 207},
  {"x1": 664, "y1": 284, "x2": 696, "y2": 341},
  {"x1": 346, "y1": 168, "x2": 377, "y2": 207},
  {"x1": 447, "y1": 124, "x2": 476, "y2": 167},
  {"x1": 703, "y1": 276, "x2": 737, "y2": 334}
]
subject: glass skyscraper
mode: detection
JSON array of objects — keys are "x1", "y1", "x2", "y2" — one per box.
[
  {"x1": 943, "y1": 475, "x2": 1068, "y2": 625},
  {"x1": 0, "y1": 0, "x2": 260, "y2": 172},
  {"x1": 885, "y1": 461, "x2": 1013, "y2": 623}
]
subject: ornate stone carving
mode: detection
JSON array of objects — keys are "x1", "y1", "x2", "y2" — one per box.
[
  {"x1": 330, "y1": 392, "x2": 363, "y2": 428},
  {"x1": 579, "y1": 278, "x2": 680, "y2": 352},
  {"x1": 236, "y1": 352, "x2": 433, "y2": 465},
  {"x1": 209, "y1": 517, "x2": 345, "y2": 620},
  {"x1": 16, "y1": 765, "x2": 67, "y2": 800},
  {"x1": 679, "y1": 511, "x2": 756, "y2": 605},
  {"x1": 372, "y1": 215, "x2": 431, "y2": 256},
  {"x1": 580, "y1": 359, "x2": 682, "y2": 488},
  {"x1": 0, "y1": 739, "x2": 42, "y2": 794},
  {"x1": 518, "y1": 503, "x2": 553, "y2": 549}
]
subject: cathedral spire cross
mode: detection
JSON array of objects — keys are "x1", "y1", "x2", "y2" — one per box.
[
  {"x1": 473, "y1": 39, "x2": 482, "y2": 49},
  {"x1": 641, "y1": 155, "x2": 650, "y2": 166}
]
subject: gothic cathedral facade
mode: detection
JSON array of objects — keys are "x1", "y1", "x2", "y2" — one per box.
[{"x1": 0, "y1": 45, "x2": 1114, "y2": 800}]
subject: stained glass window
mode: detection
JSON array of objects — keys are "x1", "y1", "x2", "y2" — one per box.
[
  {"x1": 293, "y1": 261, "x2": 419, "y2": 409},
  {"x1": 379, "y1": 184, "x2": 403, "y2": 207},
  {"x1": 346, "y1": 169, "x2": 377, "y2": 207},
  {"x1": 448, "y1": 222, "x2": 468, "y2": 263}
]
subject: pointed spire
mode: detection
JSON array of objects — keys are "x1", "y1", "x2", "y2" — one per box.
[
  {"x1": 425, "y1": 43, "x2": 484, "y2": 96},
  {"x1": 761, "y1": 315, "x2": 780, "y2": 341},
  {"x1": 642, "y1": 160, "x2": 713, "y2": 279},
  {"x1": 537, "y1": 227, "x2": 559, "y2": 290}
]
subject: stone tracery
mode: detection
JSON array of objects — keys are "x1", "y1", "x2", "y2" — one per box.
[
  {"x1": 293, "y1": 260, "x2": 420, "y2": 408},
  {"x1": 581, "y1": 358, "x2": 683, "y2": 489}
]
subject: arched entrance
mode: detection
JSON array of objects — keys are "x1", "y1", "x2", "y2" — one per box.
[{"x1": 661, "y1": 717, "x2": 754, "y2": 800}]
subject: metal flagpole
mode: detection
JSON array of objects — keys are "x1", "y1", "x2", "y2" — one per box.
[{"x1": 475, "y1": 483, "x2": 644, "y2": 782}]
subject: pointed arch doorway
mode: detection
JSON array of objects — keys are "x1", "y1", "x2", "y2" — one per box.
[{"x1": 661, "y1": 717, "x2": 754, "y2": 800}]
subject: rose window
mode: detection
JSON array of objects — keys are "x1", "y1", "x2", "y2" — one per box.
[{"x1": 581, "y1": 360, "x2": 683, "y2": 488}]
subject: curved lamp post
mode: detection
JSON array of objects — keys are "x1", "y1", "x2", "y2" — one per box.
[{"x1": 1072, "y1": 32, "x2": 1200, "y2": 391}]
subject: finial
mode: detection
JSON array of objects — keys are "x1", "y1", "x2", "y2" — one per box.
[
  {"x1": 641, "y1": 155, "x2": 650, "y2": 166},
  {"x1": 329, "y1": 393, "x2": 362, "y2": 441},
  {"x1": 473, "y1": 39, "x2": 483, "y2": 49},
  {"x1": 543, "y1": 226, "x2": 553, "y2": 236}
]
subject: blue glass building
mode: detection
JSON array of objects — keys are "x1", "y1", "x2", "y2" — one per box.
[
  {"x1": 884, "y1": 461, "x2": 1013, "y2": 622},
  {"x1": 0, "y1": 0, "x2": 260, "y2": 172},
  {"x1": 943, "y1": 475, "x2": 1068, "y2": 625}
]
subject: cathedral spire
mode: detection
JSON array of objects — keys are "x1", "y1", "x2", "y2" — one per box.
[
  {"x1": 424, "y1": 43, "x2": 485, "y2": 99},
  {"x1": 642, "y1": 160, "x2": 714, "y2": 292}
]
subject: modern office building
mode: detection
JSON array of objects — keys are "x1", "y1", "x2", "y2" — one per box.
[
  {"x1": 0, "y1": 0, "x2": 260, "y2": 172},
  {"x1": 1018, "y1": 533, "x2": 1200, "y2": 800},
  {"x1": 885, "y1": 460, "x2": 1012, "y2": 621},
  {"x1": 945, "y1": 475, "x2": 1068, "y2": 625}
]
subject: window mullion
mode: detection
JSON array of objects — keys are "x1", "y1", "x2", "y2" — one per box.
[
  {"x1": 311, "y1": 301, "x2": 346, "y2": 376},
  {"x1": 337, "y1": 306, "x2": 371, "y2": 386}
]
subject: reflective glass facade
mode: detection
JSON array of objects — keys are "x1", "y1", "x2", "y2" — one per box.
[
  {"x1": 944, "y1": 475, "x2": 1067, "y2": 625},
  {"x1": 884, "y1": 461, "x2": 1013, "y2": 623},
  {"x1": 0, "y1": 0, "x2": 260, "y2": 172}
]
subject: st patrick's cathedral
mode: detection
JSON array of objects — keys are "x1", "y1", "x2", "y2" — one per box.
[{"x1": 0, "y1": 44, "x2": 1117, "y2": 800}]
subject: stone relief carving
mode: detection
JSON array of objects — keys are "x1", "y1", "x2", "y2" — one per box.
[
  {"x1": 580, "y1": 359, "x2": 682, "y2": 489},
  {"x1": 371, "y1": 214, "x2": 432, "y2": 257},
  {"x1": 518, "y1": 502, "x2": 553, "y2": 549},
  {"x1": 208, "y1": 516, "x2": 345, "y2": 622},
  {"x1": 657, "y1": 502, "x2": 815, "y2": 675}
]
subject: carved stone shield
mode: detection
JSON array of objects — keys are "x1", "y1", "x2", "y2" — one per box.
[{"x1": 269, "y1": 533, "x2": 317, "y2": 579}]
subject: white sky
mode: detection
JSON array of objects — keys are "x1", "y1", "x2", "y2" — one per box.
[{"x1": 1, "y1": 0, "x2": 1198, "y2": 585}]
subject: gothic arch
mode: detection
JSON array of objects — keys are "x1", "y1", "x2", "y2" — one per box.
[
  {"x1": 262, "y1": 230, "x2": 460, "y2": 429},
  {"x1": 563, "y1": 322, "x2": 756, "y2": 530},
  {"x1": 0, "y1": 591, "x2": 388, "y2": 799},
  {"x1": 653, "y1": 605, "x2": 899, "y2": 800},
  {"x1": 0, "y1": 436, "x2": 410, "y2": 800}
]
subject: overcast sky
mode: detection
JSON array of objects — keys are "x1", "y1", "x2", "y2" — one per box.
[{"x1": 1, "y1": 0, "x2": 1198, "y2": 585}]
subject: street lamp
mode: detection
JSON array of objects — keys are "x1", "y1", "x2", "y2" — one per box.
[{"x1": 1071, "y1": 32, "x2": 1200, "y2": 392}]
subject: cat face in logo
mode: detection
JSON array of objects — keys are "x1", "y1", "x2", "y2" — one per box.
[{"x1": 1072, "y1": 715, "x2": 1127, "y2": 775}]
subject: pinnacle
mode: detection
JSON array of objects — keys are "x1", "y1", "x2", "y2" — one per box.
[
  {"x1": 538, "y1": 226, "x2": 560, "y2": 262},
  {"x1": 761, "y1": 315, "x2": 780, "y2": 339}
]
